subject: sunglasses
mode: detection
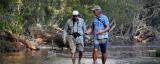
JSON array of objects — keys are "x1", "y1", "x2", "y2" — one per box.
[
  {"x1": 73, "y1": 15, "x2": 79, "y2": 17},
  {"x1": 93, "y1": 9, "x2": 100, "y2": 12}
]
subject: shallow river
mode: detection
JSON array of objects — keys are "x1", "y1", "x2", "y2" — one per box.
[{"x1": 0, "y1": 46, "x2": 160, "y2": 64}]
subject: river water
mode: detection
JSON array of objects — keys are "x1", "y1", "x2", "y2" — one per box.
[{"x1": 0, "y1": 46, "x2": 160, "y2": 64}]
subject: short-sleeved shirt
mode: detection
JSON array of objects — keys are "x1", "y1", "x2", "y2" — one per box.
[{"x1": 92, "y1": 14, "x2": 109, "y2": 39}]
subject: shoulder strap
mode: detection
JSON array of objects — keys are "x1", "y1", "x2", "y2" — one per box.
[
  {"x1": 92, "y1": 22, "x2": 95, "y2": 30},
  {"x1": 96, "y1": 17, "x2": 106, "y2": 28}
]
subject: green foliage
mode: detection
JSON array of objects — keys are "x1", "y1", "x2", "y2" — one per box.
[
  {"x1": 64, "y1": 0, "x2": 138, "y2": 25},
  {"x1": 0, "y1": 0, "x2": 24, "y2": 34},
  {"x1": 105, "y1": 0, "x2": 138, "y2": 25},
  {"x1": 0, "y1": 13, "x2": 23, "y2": 34},
  {"x1": 0, "y1": 0, "x2": 139, "y2": 34}
]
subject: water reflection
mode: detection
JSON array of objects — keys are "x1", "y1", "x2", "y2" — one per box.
[{"x1": 0, "y1": 50, "x2": 48, "y2": 64}]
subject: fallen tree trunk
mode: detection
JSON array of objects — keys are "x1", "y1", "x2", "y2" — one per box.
[{"x1": 0, "y1": 30, "x2": 39, "y2": 51}]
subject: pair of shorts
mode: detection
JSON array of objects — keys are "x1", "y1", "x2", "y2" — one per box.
[
  {"x1": 93, "y1": 38, "x2": 108, "y2": 53},
  {"x1": 67, "y1": 35, "x2": 84, "y2": 53}
]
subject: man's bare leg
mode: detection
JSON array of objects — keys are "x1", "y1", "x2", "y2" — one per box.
[
  {"x1": 71, "y1": 53, "x2": 76, "y2": 64},
  {"x1": 102, "y1": 53, "x2": 107, "y2": 64},
  {"x1": 78, "y1": 51, "x2": 83, "y2": 64},
  {"x1": 93, "y1": 49, "x2": 98, "y2": 64}
]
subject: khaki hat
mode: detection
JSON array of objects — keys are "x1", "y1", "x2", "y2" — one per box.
[{"x1": 91, "y1": 5, "x2": 101, "y2": 11}]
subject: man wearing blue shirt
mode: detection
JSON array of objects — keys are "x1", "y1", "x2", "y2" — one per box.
[{"x1": 86, "y1": 5, "x2": 110, "y2": 64}]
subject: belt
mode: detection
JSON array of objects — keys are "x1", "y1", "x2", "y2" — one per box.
[
  {"x1": 97, "y1": 38, "x2": 107, "y2": 40},
  {"x1": 97, "y1": 38, "x2": 108, "y2": 43},
  {"x1": 68, "y1": 34, "x2": 82, "y2": 36}
]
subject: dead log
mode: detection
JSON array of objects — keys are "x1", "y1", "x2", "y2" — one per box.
[{"x1": 1, "y1": 30, "x2": 39, "y2": 51}]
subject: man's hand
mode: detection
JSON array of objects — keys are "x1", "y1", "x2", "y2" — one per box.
[
  {"x1": 96, "y1": 30, "x2": 105, "y2": 35},
  {"x1": 85, "y1": 32, "x2": 90, "y2": 35},
  {"x1": 85, "y1": 26, "x2": 92, "y2": 35},
  {"x1": 108, "y1": 30, "x2": 112, "y2": 33},
  {"x1": 97, "y1": 25, "x2": 110, "y2": 34}
]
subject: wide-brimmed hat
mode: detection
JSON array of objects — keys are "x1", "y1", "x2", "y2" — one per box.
[{"x1": 91, "y1": 5, "x2": 101, "y2": 11}]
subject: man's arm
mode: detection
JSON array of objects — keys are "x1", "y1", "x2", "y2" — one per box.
[
  {"x1": 83, "y1": 21, "x2": 86, "y2": 34},
  {"x1": 63, "y1": 21, "x2": 68, "y2": 45},
  {"x1": 85, "y1": 25, "x2": 93, "y2": 35},
  {"x1": 96, "y1": 16, "x2": 110, "y2": 34},
  {"x1": 103, "y1": 24, "x2": 110, "y2": 32},
  {"x1": 104, "y1": 16, "x2": 110, "y2": 32}
]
